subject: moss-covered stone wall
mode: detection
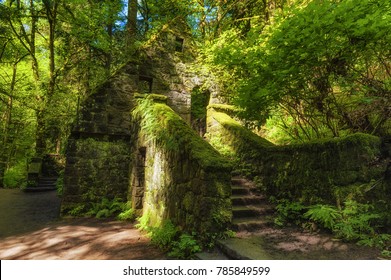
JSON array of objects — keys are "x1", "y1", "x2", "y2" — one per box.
[
  {"x1": 131, "y1": 96, "x2": 232, "y2": 235},
  {"x1": 207, "y1": 106, "x2": 390, "y2": 205},
  {"x1": 61, "y1": 22, "x2": 232, "y2": 235},
  {"x1": 61, "y1": 65, "x2": 136, "y2": 214},
  {"x1": 62, "y1": 138, "x2": 131, "y2": 213}
]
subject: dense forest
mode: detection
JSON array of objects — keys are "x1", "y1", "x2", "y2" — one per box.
[
  {"x1": 0, "y1": 0, "x2": 389, "y2": 184},
  {"x1": 0, "y1": 0, "x2": 390, "y2": 260}
]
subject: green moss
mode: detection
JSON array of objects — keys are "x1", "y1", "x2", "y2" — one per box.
[
  {"x1": 207, "y1": 104, "x2": 239, "y2": 115},
  {"x1": 209, "y1": 109, "x2": 386, "y2": 204},
  {"x1": 182, "y1": 192, "x2": 194, "y2": 211},
  {"x1": 133, "y1": 98, "x2": 232, "y2": 172},
  {"x1": 211, "y1": 111, "x2": 274, "y2": 148}
]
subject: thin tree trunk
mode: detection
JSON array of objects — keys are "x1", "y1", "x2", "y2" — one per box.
[
  {"x1": 0, "y1": 60, "x2": 17, "y2": 188},
  {"x1": 127, "y1": 0, "x2": 138, "y2": 39}
]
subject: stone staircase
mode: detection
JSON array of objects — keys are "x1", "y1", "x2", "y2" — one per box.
[
  {"x1": 231, "y1": 176, "x2": 274, "y2": 232},
  {"x1": 24, "y1": 176, "x2": 58, "y2": 192},
  {"x1": 195, "y1": 175, "x2": 276, "y2": 260},
  {"x1": 23, "y1": 154, "x2": 62, "y2": 192}
]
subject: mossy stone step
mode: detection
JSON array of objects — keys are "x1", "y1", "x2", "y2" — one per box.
[
  {"x1": 23, "y1": 176, "x2": 58, "y2": 192},
  {"x1": 216, "y1": 237, "x2": 273, "y2": 260},
  {"x1": 23, "y1": 186, "x2": 57, "y2": 192},
  {"x1": 194, "y1": 248, "x2": 230, "y2": 260},
  {"x1": 39, "y1": 177, "x2": 58, "y2": 183},
  {"x1": 232, "y1": 217, "x2": 273, "y2": 231},
  {"x1": 231, "y1": 186, "x2": 251, "y2": 195},
  {"x1": 231, "y1": 195, "x2": 267, "y2": 206},
  {"x1": 232, "y1": 205, "x2": 274, "y2": 218},
  {"x1": 231, "y1": 177, "x2": 255, "y2": 187}
]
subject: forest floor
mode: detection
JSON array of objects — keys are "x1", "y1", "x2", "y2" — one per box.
[
  {"x1": 0, "y1": 189, "x2": 165, "y2": 260},
  {"x1": 0, "y1": 188, "x2": 382, "y2": 260}
]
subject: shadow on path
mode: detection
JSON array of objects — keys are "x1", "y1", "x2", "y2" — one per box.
[{"x1": 0, "y1": 189, "x2": 165, "y2": 260}]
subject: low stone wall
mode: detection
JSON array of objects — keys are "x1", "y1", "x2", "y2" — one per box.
[
  {"x1": 131, "y1": 96, "x2": 232, "y2": 235},
  {"x1": 207, "y1": 106, "x2": 390, "y2": 205}
]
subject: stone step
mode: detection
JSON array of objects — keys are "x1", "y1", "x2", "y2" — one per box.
[
  {"x1": 231, "y1": 177, "x2": 255, "y2": 187},
  {"x1": 24, "y1": 186, "x2": 57, "y2": 192},
  {"x1": 39, "y1": 177, "x2": 58, "y2": 183},
  {"x1": 231, "y1": 186, "x2": 251, "y2": 195},
  {"x1": 194, "y1": 248, "x2": 230, "y2": 260},
  {"x1": 232, "y1": 217, "x2": 273, "y2": 231},
  {"x1": 216, "y1": 237, "x2": 273, "y2": 260},
  {"x1": 38, "y1": 182, "x2": 57, "y2": 187},
  {"x1": 23, "y1": 176, "x2": 58, "y2": 192},
  {"x1": 232, "y1": 205, "x2": 274, "y2": 218},
  {"x1": 231, "y1": 195, "x2": 267, "y2": 206}
]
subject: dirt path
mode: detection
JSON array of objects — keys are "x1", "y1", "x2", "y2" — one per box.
[
  {"x1": 0, "y1": 189, "x2": 165, "y2": 260},
  {"x1": 233, "y1": 227, "x2": 381, "y2": 260},
  {"x1": 0, "y1": 189, "x2": 383, "y2": 260}
]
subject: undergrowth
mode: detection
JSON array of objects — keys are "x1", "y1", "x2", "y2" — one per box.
[
  {"x1": 135, "y1": 214, "x2": 234, "y2": 259},
  {"x1": 274, "y1": 199, "x2": 391, "y2": 258},
  {"x1": 136, "y1": 217, "x2": 201, "y2": 259},
  {"x1": 67, "y1": 198, "x2": 136, "y2": 221},
  {"x1": 3, "y1": 161, "x2": 26, "y2": 188}
]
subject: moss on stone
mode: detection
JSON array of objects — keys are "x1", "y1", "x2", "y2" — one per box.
[
  {"x1": 132, "y1": 97, "x2": 232, "y2": 236},
  {"x1": 134, "y1": 98, "x2": 232, "y2": 172},
  {"x1": 208, "y1": 109, "x2": 388, "y2": 205},
  {"x1": 207, "y1": 104, "x2": 239, "y2": 115}
]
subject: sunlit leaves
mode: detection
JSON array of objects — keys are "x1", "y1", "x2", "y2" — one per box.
[{"x1": 206, "y1": 0, "x2": 391, "y2": 137}]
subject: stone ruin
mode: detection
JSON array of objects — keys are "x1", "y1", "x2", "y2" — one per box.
[{"x1": 61, "y1": 19, "x2": 232, "y2": 233}]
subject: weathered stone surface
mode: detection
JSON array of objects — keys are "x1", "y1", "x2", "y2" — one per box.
[
  {"x1": 130, "y1": 100, "x2": 232, "y2": 234},
  {"x1": 62, "y1": 21, "x2": 232, "y2": 236},
  {"x1": 207, "y1": 107, "x2": 390, "y2": 205}
]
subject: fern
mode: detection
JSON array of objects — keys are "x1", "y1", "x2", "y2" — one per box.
[
  {"x1": 304, "y1": 204, "x2": 341, "y2": 230},
  {"x1": 274, "y1": 199, "x2": 307, "y2": 226},
  {"x1": 168, "y1": 234, "x2": 201, "y2": 259},
  {"x1": 149, "y1": 220, "x2": 179, "y2": 249}
]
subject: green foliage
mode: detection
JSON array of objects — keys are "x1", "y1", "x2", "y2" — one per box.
[
  {"x1": 86, "y1": 198, "x2": 126, "y2": 219},
  {"x1": 66, "y1": 197, "x2": 135, "y2": 221},
  {"x1": 56, "y1": 170, "x2": 64, "y2": 196},
  {"x1": 136, "y1": 211, "x2": 152, "y2": 231},
  {"x1": 274, "y1": 199, "x2": 307, "y2": 227},
  {"x1": 68, "y1": 205, "x2": 87, "y2": 216},
  {"x1": 381, "y1": 249, "x2": 391, "y2": 259},
  {"x1": 191, "y1": 87, "x2": 209, "y2": 120},
  {"x1": 276, "y1": 198, "x2": 391, "y2": 250},
  {"x1": 137, "y1": 218, "x2": 201, "y2": 259},
  {"x1": 117, "y1": 202, "x2": 136, "y2": 221},
  {"x1": 333, "y1": 200, "x2": 382, "y2": 242},
  {"x1": 3, "y1": 161, "x2": 26, "y2": 189},
  {"x1": 303, "y1": 200, "x2": 390, "y2": 250},
  {"x1": 204, "y1": 0, "x2": 391, "y2": 140},
  {"x1": 203, "y1": 229, "x2": 236, "y2": 249},
  {"x1": 132, "y1": 96, "x2": 231, "y2": 171},
  {"x1": 168, "y1": 233, "x2": 201, "y2": 259},
  {"x1": 304, "y1": 204, "x2": 342, "y2": 230},
  {"x1": 149, "y1": 220, "x2": 180, "y2": 249}
]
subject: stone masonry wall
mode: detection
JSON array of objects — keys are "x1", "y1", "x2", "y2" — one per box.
[
  {"x1": 131, "y1": 96, "x2": 232, "y2": 235},
  {"x1": 61, "y1": 65, "x2": 137, "y2": 213},
  {"x1": 206, "y1": 106, "x2": 390, "y2": 205}
]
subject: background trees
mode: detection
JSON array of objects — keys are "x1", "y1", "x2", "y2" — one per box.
[
  {"x1": 203, "y1": 0, "x2": 391, "y2": 143},
  {"x1": 0, "y1": 0, "x2": 390, "y2": 187}
]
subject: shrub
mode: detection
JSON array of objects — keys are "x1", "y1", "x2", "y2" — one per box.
[{"x1": 3, "y1": 162, "x2": 26, "y2": 189}]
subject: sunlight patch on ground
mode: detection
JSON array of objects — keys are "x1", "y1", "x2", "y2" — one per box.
[{"x1": 0, "y1": 219, "x2": 164, "y2": 260}]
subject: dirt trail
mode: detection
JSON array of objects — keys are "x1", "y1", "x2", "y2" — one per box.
[
  {"x1": 0, "y1": 189, "x2": 165, "y2": 260},
  {"x1": 0, "y1": 188, "x2": 382, "y2": 260}
]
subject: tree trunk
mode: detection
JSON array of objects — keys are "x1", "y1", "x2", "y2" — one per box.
[
  {"x1": 0, "y1": 60, "x2": 17, "y2": 188},
  {"x1": 127, "y1": 0, "x2": 138, "y2": 39}
]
